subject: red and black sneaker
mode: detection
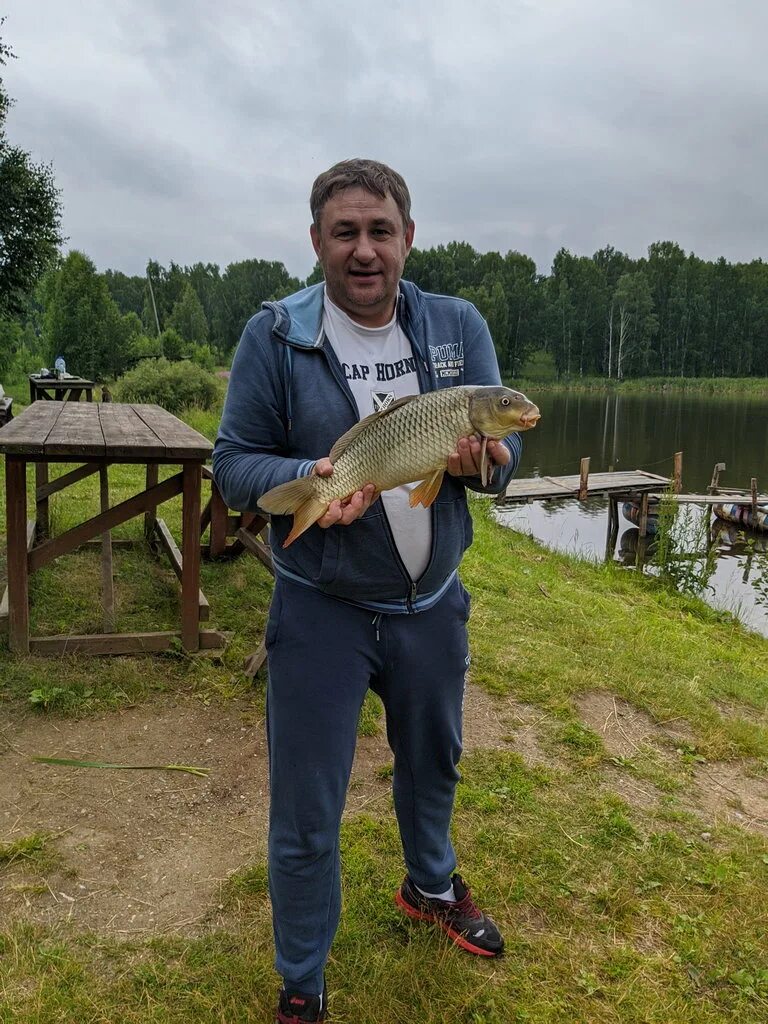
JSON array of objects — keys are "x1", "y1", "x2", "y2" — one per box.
[
  {"x1": 275, "y1": 982, "x2": 326, "y2": 1023},
  {"x1": 395, "y1": 873, "x2": 504, "y2": 958}
]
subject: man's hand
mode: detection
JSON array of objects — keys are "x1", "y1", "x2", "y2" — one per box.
[
  {"x1": 446, "y1": 436, "x2": 511, "y2": 479},
  {"x1": 313, "y1": 457, "x2": 379, "y2": 529}
]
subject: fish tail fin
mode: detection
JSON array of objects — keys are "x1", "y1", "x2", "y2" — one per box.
[{"x1": 258, "y1": 475, "x2": 328, "y2": 547}]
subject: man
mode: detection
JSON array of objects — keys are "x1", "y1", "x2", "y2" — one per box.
[{"x1": 213, "y1": 159, "x2": 522, "y2": 1023}]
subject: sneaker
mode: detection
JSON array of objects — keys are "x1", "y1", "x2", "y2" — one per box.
[
  {"x1": 275, "y1": 983, "x2": 326, "y2": 1023},
  {"x1": 395, "y1": 873, "x2": 504, "y2": 958}
]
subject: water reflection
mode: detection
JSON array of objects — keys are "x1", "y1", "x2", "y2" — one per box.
[
  {"x1": 500, "y1": 390, "x2": 768, "y2": 637},
  {"x1": 496, "y1": 495, "x2": 768, "y2": 638}
]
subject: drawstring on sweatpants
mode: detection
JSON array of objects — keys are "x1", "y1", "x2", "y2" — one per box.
[{"x1": 371, "y1": 613, "x2": 382, "y2": 642}]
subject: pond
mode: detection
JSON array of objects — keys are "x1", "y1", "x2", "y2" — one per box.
[{"x1": 496, "y1": 390, "x2": 768, "y2": 637}]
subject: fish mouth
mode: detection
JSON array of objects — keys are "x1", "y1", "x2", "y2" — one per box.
[{"x1": 519, "y1": 407, "x2": 541, "y2": 429}]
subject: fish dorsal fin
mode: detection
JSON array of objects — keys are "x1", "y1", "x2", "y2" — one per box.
[{"x1": 329, "y1": 394, "x2": 419, "y2": 464}]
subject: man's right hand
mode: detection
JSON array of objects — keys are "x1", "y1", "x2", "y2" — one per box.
[{"x1": 313, "y1": 458, "x2": 379, "y2": 529}]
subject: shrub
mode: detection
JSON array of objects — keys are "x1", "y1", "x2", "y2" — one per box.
[
  {"x1": 129, "y1": 333, "x2": 164, "y2": 363},
  {"x1": 114, "y1": 357, "x2": 218, "y2": 413}
]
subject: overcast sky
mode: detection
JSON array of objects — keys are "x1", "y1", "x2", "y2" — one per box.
[{"x1": 4, "y1": 1, "x2": 768, "y2": 281}]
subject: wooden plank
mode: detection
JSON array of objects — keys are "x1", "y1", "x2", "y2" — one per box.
[
  {"x1": 100, "y1": 466, "x2": 115, "y2": 633},
  {"x1": 99, "y1": 404, "x2": 165, "y2": 459},
  {"x1": 35, "y1": 461, "x2": 49, "y2": 539},
  {"x1": 131, "y1": 404, "x2": 213, "y2": 460},
  {"x1": 6, "y1": 458, "x2": 29, "y2": 653},
  {"x1": 29, "y1": 472, "x2": 184, "y2": 572},
  {"x1": 36, "y1": 461, "x2": 106, "y2": 501},
  {"x1": 235, "y1": 527, "x2": 275, "y2": 575},
  {"x1": 44, "y1": 403, "x2": 105, "y2": 456},
  {"x1": 660, "y1": 493, "x2": 768, "y2": 506},
  {"x1": 0, "y1": 402, "x2": 65, "y2": 455},
  {"x1": 243, "y1": 641, "x2": 267, "y2": 679},
  {"x1": 181, "y1": 464, "x2": 202, "y2": 651},
  {"x1": 153, "y1": 518, "x2": 210, "y2": 621},
  {"x1": 29, "y1": 630, "x2": 226, "y2": 656}
]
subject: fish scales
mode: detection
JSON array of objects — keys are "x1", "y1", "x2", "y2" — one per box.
[{"x1": 315, "y1": 388, "x2": 474, "y2": 501}]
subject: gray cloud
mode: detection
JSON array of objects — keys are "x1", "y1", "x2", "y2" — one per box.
[{"x1": 4, "y1": 0, "x2": 768, "y2": 279}]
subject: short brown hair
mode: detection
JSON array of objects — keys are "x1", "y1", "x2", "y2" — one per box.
[{"x1": 310, "y1": 158, "x2": 412, "y2": 231}]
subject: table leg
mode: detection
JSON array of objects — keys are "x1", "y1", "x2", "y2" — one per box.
[
  {"x1": 100, "y1": 466, "x2": 115, "y2": 632},
  {"x1": 29, "y1": 380, "x2": 36, "y2": 404},
  {"x1": 35, "y1": 462, "x2": 50, "y2": 540},
  {"x1": 208, "y1": 479, "x2": 229, "y2": 557},
  {"x1": 181, "y1": 463, "x2": 201, "y2": 651},
  {"x1": 144, "y1": 465, "x2": 159, "y2": 540},
  {"x1": 6, "y1": 457, "x2": 30, "y2": 654}
]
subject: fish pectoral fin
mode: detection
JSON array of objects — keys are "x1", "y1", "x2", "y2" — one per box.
[
  {"x1": 409, "y1": 469, "x2": 444, "y2": 508},
  {"x1": 480, "y1": 435, "x2": 489, "y2": 487}
]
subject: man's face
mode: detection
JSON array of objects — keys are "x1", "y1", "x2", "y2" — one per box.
[{"x1": 310, "y1": 187, "x2": 415, "y2": 327}]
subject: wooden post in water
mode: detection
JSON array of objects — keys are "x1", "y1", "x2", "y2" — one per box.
[
  {"x1": 578, "y1": 457, "x2": 590, "y2": 501},
  {"x1": 638, "y1": 492, "x2": 650, "y2": 538},
  {"x1": 752, "y1": 478, "x2": 759, "y2": 522},
  {"x1": 673, "y1": 452, "x2": 683, "y2": 494},
  {"x1": 708, "y1": 461, "x2": 725, "y2": 494}
]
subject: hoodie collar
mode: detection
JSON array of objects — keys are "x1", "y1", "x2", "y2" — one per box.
[{"x1": 263, "y1": 280, "x2": 425, "y2": 350}]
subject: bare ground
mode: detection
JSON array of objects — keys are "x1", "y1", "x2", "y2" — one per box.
[{"x1": 1, "y1": 686, "x2": 765, "y2": 938}]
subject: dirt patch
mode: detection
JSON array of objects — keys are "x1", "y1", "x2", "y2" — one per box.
[
  {"x1": 691, "y1": 762, "x2": 768, "y2": 836},
  {"x1": 574, "y1": 690, "x2": 768, "y2": 835},
  {"x1": 575, "y1": 691, "x2": 695, "y2": 758},
  {"x1": 0, "y1": 684, "x2": 527, "y2": 937}
]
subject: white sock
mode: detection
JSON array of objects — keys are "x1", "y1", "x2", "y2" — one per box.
[{"x1": 416, "y1": 882, "x2": 456, "y2": 902}]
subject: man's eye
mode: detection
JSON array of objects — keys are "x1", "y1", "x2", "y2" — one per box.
[{"x1": 373, "y1": 229, "x2": 391, "y2": 237}]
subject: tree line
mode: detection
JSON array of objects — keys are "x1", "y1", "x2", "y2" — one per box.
[{"x1": 5, "y1": 240, "x2": 768, "y2": 383}]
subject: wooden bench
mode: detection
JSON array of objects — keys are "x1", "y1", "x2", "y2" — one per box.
[
  {"x1": 201, "y1": 467, "x2": 274, "y2": 678},
  {"x1": 0, "y1": 396, "x2": 12, "y2": 427}
]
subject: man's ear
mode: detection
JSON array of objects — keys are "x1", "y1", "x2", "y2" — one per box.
[
  {"x1": 310, "y1": 222, "x2": 322, "y2": 259},
  {"x1": 405, "y1": 220, "x2": 415, "y2": 255}
]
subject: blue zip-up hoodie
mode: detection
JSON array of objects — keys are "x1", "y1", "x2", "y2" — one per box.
[{"x1": 213, "y1": 280, "x2": 522, "y2": 613}]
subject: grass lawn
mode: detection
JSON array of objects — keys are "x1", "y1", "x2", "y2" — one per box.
[{"x1": 0, "y1": 392, "x2": 766, "y2": 1023}]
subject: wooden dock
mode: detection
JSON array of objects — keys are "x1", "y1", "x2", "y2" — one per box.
[{"x1": 498, "y1": 469, "x2": 670, "y2": 505}]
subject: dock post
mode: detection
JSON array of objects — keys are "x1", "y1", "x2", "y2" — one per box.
[
  {"x1": 578, "y1": 457, "x2": 590, "y2": 501},
  {"x1": 638, "y1": 492, "x2": 650, "y2": 538},
  {"x1": 673, "y1": 452, "x2": 683, "y2": 494},
  {"x1": 752, "y1": 478, "x2": 759, "y2": 522}
]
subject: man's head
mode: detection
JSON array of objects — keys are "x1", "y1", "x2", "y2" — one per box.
[{"x1": 309, "y1": 158, "x2": 415, "y2": 327}]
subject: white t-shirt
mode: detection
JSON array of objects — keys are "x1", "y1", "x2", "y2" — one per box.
[{"x1": 322, "y1": 291, "x2": 432, "y2": 581}]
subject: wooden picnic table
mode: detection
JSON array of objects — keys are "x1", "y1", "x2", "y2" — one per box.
[
  {"x1": 0, "y1": 402, "x2": 224, "y2": 657},
  {"x1": 29, "y1": 374, "x2": 95, "y2": 403}
]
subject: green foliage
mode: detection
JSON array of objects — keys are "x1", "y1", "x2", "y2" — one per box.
[
  {"x1": 0, "y1": 21, "x2": 62, "y2": 320},
  {"x1": 41, "y1": 251, "x2": 135, "y2": 379},
  {"x1": 114, "y1": 357, "x2": 217, "y2": 413},
  {"x1": 158, "y1": 326, "x2": 184, "y2": 361},
  {"x1": 128, "y1": 332, "x2": 163, "y2": 362},
  {"x1": 167, "y1": 282, "x2": 208, "y2": 344}
]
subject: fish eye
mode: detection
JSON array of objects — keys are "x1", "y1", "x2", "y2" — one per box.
[{"x1": 501, "y1": 397, "x2": 510, "y2": 406}]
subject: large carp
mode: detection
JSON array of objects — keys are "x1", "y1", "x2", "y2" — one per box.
[{"x1": 258, "y1": 384, "x2": 540, "y2": 546}]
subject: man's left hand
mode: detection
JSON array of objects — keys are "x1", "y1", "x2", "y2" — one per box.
[{"x1": 446, "y1": 436, "x2": 510, "y2": 479}]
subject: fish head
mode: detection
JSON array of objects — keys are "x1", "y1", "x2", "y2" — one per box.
[{"x1": 468, "y1": 386, "x2": 541, "y2": 437}]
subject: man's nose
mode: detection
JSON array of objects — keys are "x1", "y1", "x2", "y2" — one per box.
[{"x1": 353, "y1": 235, "x2": 376, "y2": 262}]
